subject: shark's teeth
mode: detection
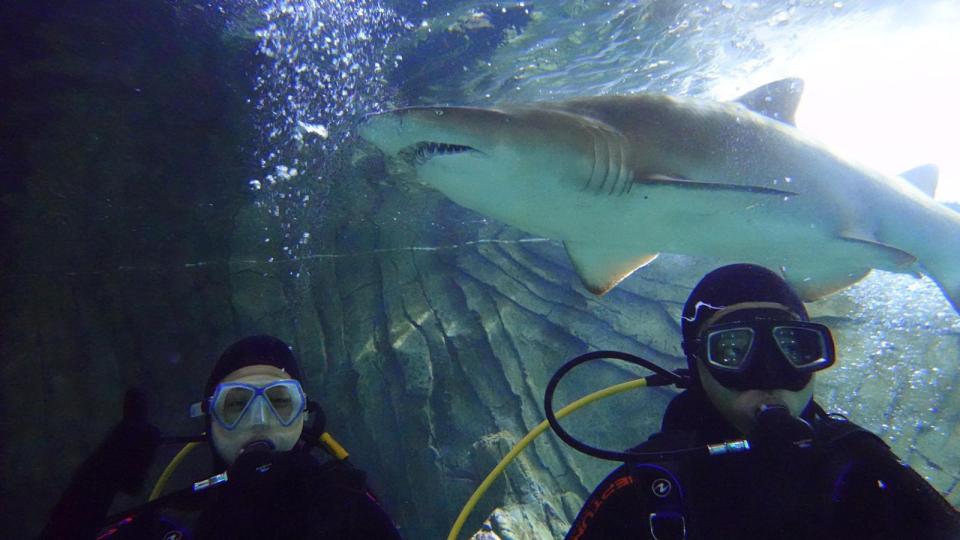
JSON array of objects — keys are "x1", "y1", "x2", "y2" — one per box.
[{"x1": 408, "y1": 141, "x2": 477, "y2": 164}]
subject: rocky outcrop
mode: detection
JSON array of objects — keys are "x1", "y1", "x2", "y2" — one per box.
[{"x1": 248, "y1": 146, "x2": 960, "y2": 539}]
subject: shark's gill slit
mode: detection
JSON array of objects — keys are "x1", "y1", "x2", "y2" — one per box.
[
  {"x1": 592, "y1": 128, "x2": 611, "y2": 193},
  {"x1": 607, "y1": 132, "x2": 623, "y2": 196},
  {"x1": 616, "y1": 137, "x2": 632, "y2": 197},
  {"x1": 585, "y1": 135, "x2": 599, "y2": 191}
]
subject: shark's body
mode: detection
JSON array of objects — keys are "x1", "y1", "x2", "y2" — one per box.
[{"x1": 360, "y1": 79, "x2": 960, "y2": 313}]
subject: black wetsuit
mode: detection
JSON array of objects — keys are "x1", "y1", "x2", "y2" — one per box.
[
  {"x1": 567, "y1": 390, "x2": 960, "y2": 540},
  {"x1": 42, "y1": 448, "x2": 403, "y2": 540}
]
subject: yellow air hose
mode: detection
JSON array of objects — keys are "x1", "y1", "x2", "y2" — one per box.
[
  {"x1": 149, "y1": 441, "x2": 201, "y2": 501},
  {"x1": 147, "y1": 431, "x2": 350, "y2": 502},
  {"x1": 446, "y1": 377, "x2": 649, "y2": 540},
  {"x1": 321, "y1": 432, "x2": 350, "y2": 460}
]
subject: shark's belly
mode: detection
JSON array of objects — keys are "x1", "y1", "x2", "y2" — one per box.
[{"x1": 522, "y1": 186, "x2": 869, "y2": 269}]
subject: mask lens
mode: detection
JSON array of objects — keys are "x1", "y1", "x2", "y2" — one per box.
[
  {"x1": 706, "y1": 328, "x2": 754, "y2": 369},
  {"x1": 265, "y1": 383, "x2": 301, "y2": 423},
  {"x1": 773, "y1": 326, "x2": 827, "y2": 368},
  {"x1": 216, "y1": 386, "x2": 255, "y2": 427}
]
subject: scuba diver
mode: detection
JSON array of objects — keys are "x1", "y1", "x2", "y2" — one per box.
[
  {"x1": 565, "y1": 264, "x2": 960, "y2": 540},
  {"x1": 41, "y1": 335, "x2": 404, "y2": 540}
]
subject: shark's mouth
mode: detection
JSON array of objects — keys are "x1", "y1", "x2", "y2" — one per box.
[{"x1": 402, "y1": 141, "x2": 479, "y2": 165}]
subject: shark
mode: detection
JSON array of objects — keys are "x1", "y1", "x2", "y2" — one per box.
[{"x1": 359, "y1": 79, "x2": 960, "y2": 314}]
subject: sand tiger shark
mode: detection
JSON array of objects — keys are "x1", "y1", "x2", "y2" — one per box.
[{"x1": 360, "y1": 79, "x2": 960, "y2": 313}]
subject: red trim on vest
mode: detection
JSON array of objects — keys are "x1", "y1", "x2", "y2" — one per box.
[{"x1": 568, "y1": 474, "x2": 637, "y2": 540}]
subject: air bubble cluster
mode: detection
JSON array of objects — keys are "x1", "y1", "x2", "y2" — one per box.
[{"x1": 249, "y1": 0, "x2": 407, "y2": 260}]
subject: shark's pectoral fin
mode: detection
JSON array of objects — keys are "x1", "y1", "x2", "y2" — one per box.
[
  {"x1": 838, "y1": 232, "x2": 918, "y2": 268},
  {"x1": 782, "y1": 234, "x2": 918, "y2": 302},
  {"x1": 781, "y1": 265, "x2": 872, "y2": 302},
  {"x1": 734, "y1": 78, "x2": 805, "y2": 126},
  {"x1": 563, "y1": 241, "x2": 658, "y2": 295}
]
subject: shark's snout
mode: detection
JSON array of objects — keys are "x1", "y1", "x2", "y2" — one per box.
[
  {"x1": 359, "y1": 111, "x2": 406, "y2": 154},
  {"x1": 360, "y1": 108, "x2": 483, "y2": 163}
]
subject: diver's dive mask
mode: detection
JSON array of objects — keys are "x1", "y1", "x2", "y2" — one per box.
[
  {"x1": 193, "y1": 379, "x2": 307, "y2": 430},
  {"x1": 686, "y1": 317, "x2": 835, "y2": 391}
]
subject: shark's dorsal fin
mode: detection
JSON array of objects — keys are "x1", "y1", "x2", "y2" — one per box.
[
  {"x1": 563, "y1": 241, "x2": 658, "y2": 295},
  {"x1": 899, "y1": 164, "x2": 939, "y2": 198},
  {"x1": 734, "y1": 78, "x2": 804, "y2": 126}
]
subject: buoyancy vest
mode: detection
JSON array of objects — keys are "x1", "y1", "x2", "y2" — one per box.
[{"x1": 566, "y1": 391, "x2": 960, "y2": 540}]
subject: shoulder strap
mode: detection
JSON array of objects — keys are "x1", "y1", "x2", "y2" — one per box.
[{"x1": 812, "y1": 414, "x2": 887, "y2": 451}]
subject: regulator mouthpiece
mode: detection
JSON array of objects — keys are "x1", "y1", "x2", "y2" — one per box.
[
  {"x1": 231, "y1": 439, "x2": 277, "y2": 481},
  {"x1": 752, "y1": 404, "x2": 814, "y2": 453}
]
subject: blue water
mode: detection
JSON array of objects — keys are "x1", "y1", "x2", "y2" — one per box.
[{"x1": 243, "y1": 0, "x2": 960, "y2": 509}]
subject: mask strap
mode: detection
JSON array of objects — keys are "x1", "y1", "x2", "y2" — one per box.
[{"x1": 695, "y1": 301, "x2": 800, "y2": 337}]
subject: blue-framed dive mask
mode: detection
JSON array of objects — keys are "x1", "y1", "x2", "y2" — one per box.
[
  {"x1": 687, "y1": 319, "x2": 835, "y2": 391},
  {"x1": 202, "y1": 379, "x2": 307, "y2": 431}
]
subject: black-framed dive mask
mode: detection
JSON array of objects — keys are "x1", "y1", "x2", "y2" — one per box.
[{"x1": 687, "y1": 319, "x2": 836, "y2": 391}]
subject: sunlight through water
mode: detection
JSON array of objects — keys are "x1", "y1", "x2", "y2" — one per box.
[{"x1": 793, "y1": 1, "x2": 960, "y2": 202}]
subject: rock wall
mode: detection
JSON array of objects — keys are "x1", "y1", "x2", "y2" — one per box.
[
  {"x1": 227, "y1": 152, "x2": 703, "y2": 539},
  {"x1": 237, "y1": 149, "x2": 960, "y2": 539},
  {"x1": 3, "y1": 2, "x2": 958, "y2": 539}
]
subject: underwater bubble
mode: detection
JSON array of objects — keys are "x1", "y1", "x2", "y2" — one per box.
[
  {"x1": 249, "y1": 0, "x2": 407, "y2": 259},
  {"x1": 297, "y1": 121, "x2": 329, "y2": 139},
  {"x1": 769, "y1": 11, "x2": 791, "y2": 26}
]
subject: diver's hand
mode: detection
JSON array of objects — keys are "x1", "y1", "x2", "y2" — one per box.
[
  {"x1": 101, "y1": 387, "x2": 162, "y2": 494},
  {"x1": 40, "y1": 388, "x2": 161, "y2": 539}
]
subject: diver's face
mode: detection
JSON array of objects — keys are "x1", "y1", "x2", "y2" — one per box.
[
  {"x1": 695, "y1": 308, "x2": 815, "y2": 436},
  {"x1": 210, "y1": 364, "x2": 306, "y2": 465}
]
